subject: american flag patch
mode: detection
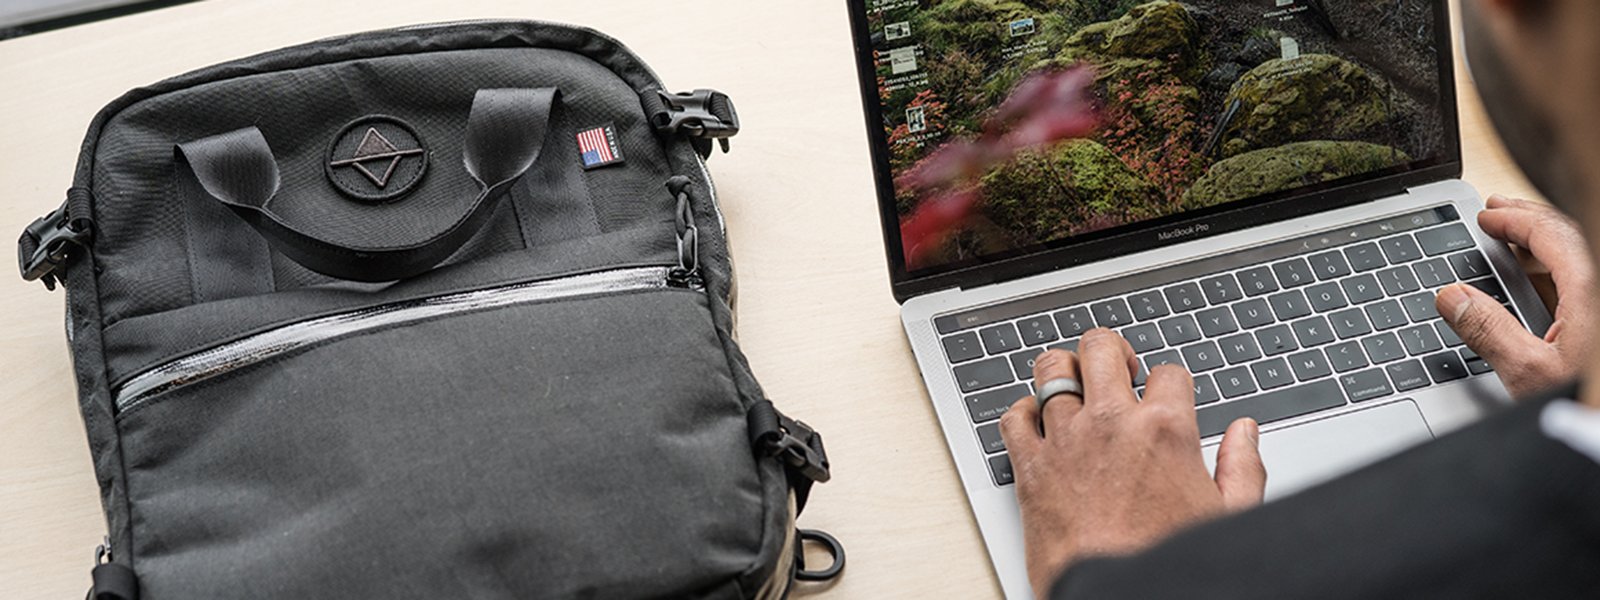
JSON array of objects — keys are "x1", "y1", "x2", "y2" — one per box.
[{"x1": 576, "y1": 123, "x2": 624, "y2": 169}]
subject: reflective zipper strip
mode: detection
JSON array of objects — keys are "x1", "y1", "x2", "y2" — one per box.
[{"x1": 113, "y1": 266, "x2": 673, "y2": 413}]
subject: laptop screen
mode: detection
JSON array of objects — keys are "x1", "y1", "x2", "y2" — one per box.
[{"x1": 861, "y1": 0, "x2": 1451, "y2": 279}]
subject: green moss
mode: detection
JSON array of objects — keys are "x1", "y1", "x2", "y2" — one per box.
[
  {"x1": 1055, "y1": 1, "x2": 1203, "y2": 82},
  {"x1": 1220, "y1": 54, "x2": 1392, "y2": 157},
  {"x1": 1183, "y1": 141, "x2": 1411, "y2": 208},
  {"x1": 915, "y1": 0, "x2": 1035, "y2": 63},
  {"x1": 980, "y1": 140, "x2": 1162, "y2": 243}
]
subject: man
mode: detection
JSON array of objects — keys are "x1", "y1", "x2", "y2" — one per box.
[{"x1": 1003, "y1": 0, "x2": 1600, "y2": 597}]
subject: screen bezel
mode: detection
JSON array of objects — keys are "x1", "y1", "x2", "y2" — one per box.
[{"x1": 847, "y1": 0, "x2": 1463, "y2": 303}]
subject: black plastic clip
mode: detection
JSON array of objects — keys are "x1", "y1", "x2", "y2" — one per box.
[
  {"x1": 750, "y1": 401, "x2": 831, "y2": 484},
  {"x1": 88, "y1": 537, "x2": 139, "y2": 600},
  {"x1": 19, "y1": 200, "x2": 92, "y2": 291},
  {"x1": 648, "y1": 89, "x2": 740, "y2": 158}
]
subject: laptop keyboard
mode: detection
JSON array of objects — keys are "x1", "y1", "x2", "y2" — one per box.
[{"x1": 932, "y1": 206, "x2": 1523, "y2": 487}]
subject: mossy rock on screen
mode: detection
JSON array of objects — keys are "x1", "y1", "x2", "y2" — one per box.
[
  {"x1": 916, "y1": 0, "x2": 1035, "y2": 62},
  {"x1": 1052, "y1": 1, "x2": 1201, "y2": 82},
  {"x1": 981, "y1": 140, "x2": 1162, "y2": 243},
  {"x1": 1183, "y1": 141, "x2": 1411, "y2": 208},
  {"x1": 1219, "y1": 54, "x2": 1392, "y2": 157}
]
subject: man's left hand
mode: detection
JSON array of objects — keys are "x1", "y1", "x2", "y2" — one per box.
[{"x1": 998, "y1": 329, "x2": 1266, "y2": 597}]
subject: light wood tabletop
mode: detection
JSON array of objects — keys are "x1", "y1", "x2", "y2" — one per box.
[{"x1": 0, "y1": 1, "x2": 1541, "y2": 598}]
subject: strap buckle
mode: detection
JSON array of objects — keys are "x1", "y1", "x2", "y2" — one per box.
[
  {"x1": 19, "y1": 203, "x2": 91, "y2": 291},
  {"x1": 650, "y1": 89, "x2": 740, "y2": 157},
  {"x1": 768, "y1": 413, "x2": 831, "y2": 484}
]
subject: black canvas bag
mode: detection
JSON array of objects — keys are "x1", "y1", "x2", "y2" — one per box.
[{"x1": 17, "y1": 21, "x2": 840, "y2": 599}]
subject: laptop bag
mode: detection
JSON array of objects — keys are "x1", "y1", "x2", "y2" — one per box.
[{"x1": 16, "y1": 20, "x2": 840, "y2": 600}]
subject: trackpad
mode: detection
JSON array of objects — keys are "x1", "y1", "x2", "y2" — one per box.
[{"x1": 1203, "y1": 400, "x2": 1434, "y2": 500}]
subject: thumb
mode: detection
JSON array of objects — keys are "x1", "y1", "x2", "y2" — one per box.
[
  {"x1": 1437, "y1": 283, "x2": 1546, "y2": 369},
  {"x1": 1214, "y1": 418, "x2": 1266, "y2": 510}
]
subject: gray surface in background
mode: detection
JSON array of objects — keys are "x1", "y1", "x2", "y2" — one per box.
[{"x1": 0, "y1": 0, "x2": 141, "y2": 28}]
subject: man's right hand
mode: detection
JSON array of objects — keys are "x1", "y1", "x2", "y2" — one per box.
[{"x1": 1436, "y1": 195, "x2": 1596, "y2": 399}]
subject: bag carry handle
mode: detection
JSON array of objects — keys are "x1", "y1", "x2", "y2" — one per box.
[{"x1": 175, "y1": 87, "x2": 561, "y2": 282}]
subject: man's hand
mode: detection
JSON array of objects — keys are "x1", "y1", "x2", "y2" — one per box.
[
  {"x1": 998, "y1": 330, "x2": 1265, "y2": 597},
  {"x1": 1436, "y1": 195, "x2": 1596, "y2": 399}
]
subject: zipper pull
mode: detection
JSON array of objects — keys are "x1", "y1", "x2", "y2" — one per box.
[
  {"x1": 89, "y1": 537, "x2": 139, "y2": 600},
  {"x1": 668, "y1": 177, "x2": 702, "y2": 289}
]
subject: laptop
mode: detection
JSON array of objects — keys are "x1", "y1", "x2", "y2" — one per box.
[{"x1": 845, "y1": 1, "x2": 1552, "y2": 597}]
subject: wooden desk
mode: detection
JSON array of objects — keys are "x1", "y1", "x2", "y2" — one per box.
[{"x1": 0, "y1": 1, "x2": 1540, "y2": 597}]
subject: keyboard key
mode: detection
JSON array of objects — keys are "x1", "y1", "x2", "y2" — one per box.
[
  {"x1": 1252, "y1": 358, "x2": 1296, "y2": 390},
  {"x1": 1009, "y1": 349, "x2": 1043, "y2": 379},
  {"x1": 1016, "y1": 316, "x2": 1059, "y2": 345},
  {"x1": 1449, "y1": 250, "x2": 1492, "y2": 280},
  {"x1": 943, "y1": 332, "x2": 984, "y2": 363},
  {"x1": 1232, "y1": 298, "x2": 1275, "y2": 329},
  {"x1": 1365, "y1": 299, "x2": 1409, "y2": 331},
  {"x1": 1288, "y1": 349, "x2": 1334, "y2": 381},
  {"x1": 1128, "y1": 290, "x2": 1171, "y2": 321},
  {"x1": 1291, "y1": 316, "x2": 1336, "y2": 347},
  {"x1": 1256, "y1": 324, "x2": 1299, "y2": 356},
  {"x1": 1237, "y1": 266, "x2": 1280, "y2": 296},
  {"x1": 1435, "y1": 320, "x2": 1464, "y2": 347},
  {"x1": 1400, "y1": 291, "x2": 1441, "y2": 322},
  {"x1": 1164, "y1": 282, "x2": 1207, "y2": 313},
  {"x1": 1049, "y1": 338, "x2": 1080, "y2": 352},
  {"x1": 1340, "y1": 274, "x2": 1385, "y2": 304},
  {"x1": 1376, "y1": 266, "x2": 1422, "y2": 296},
  {"x1": 1412, "y1": 258, "x2": 1456, "y2": 287},
  {"x1": 1361, "y1": 332, "x2": 1407, "y2": 364},
  {"x1": 1422, "y1": 351, "x2": 1469, "y2": 383},
  {"x1": 1091, "y1": 298, "x2": 1134, "y2": 328},
  {"x1": 1268, "y1": 290, "x2": 1313, "y2": 320},
  {"x1": 1214, "y1": 366, "x2": 1258, "y2": 399},
  {"x1": 1197, "y1": 306, "x2": 1239, "y2": 337},
  {"x1": 1329, "y1": 308, "x2": 1373, "y2": 340},
  {"x1": 1122, "y1": 323, "x2": 1165, "y2": 353},
  {"x1": 1272, "y1": 258, "x2": 1317, "y2": 288},
  {"x1": 964, "y1": 384, "x2": 1029, "y2": 423},
  {"x1": 1181, "y1": 341, "x2": 1226, "y2": 372},
  {"x1": 1344, "y1": 242, "x2": 1387, "y2": 272},
  {"x1": 976, "y1": 423, "x2": 1006, "y2": 454},
  {"x1": 980, "y1": 323, "x2": 1023, "y2": 355},
  {"x1": 1219, "y1": 333, "x2": 1263, "y2": 364},
  {"x1": 1305, "y1": 282, "x2": 1348, "y2": 312},
  {"x1": 1308, "y1": 251, "x2": 1353, "y2": 280},
  {"x1": 1386, "y1": 359, "x2": 1431, "y2": 391},
  {"x1": 1055, "y1": 306, "x2": 1095, "y2": 338},
  {"x1": 1133, "y1": 361, "x2": 1149, "y2": 387},
  {"x1": 1340, "y1": 368, "x2": 1394, "y2": 402},
  {"x1": 1196, "y1": 380, "x2": 1347, "y2": 438},
  {"x1": 1200, "y1": 274, "x2": 1244, "y2": 305},
  {"x1": 1146, "y1": 349, "x2": 1184, "y2": 369},
  {"x1": 1325, "y1": 341, "x2": 1369, "y2": 373},
  {"x1": 1466, "y1": 278, "x2": 1510, "y2": 304},
  {"x1": 1397, "y1": 324, "x2": 1444, "y2": 356},
  {"x1": 1380, "y1": 235, "x2": 1423, "y2": 263},
  {"x1": 989, "y1": 454, "x2": 1014, "y2": 486},
  {"x1": 1461, "y1": 348, "x2": 1493, "y2": 374},
  {"x1": 1417, "y1": 223, "x2": 1476, "y2": 256},
  {"x1": 1158, "y1": 314, "x2": 1202, "y2": 346},
  {"x1": 1193, "y1": 374, "x2": 1221, "y2": 406},
  {"x1": 954, "y1": 358, "x2": 1015, "y2": 393}
]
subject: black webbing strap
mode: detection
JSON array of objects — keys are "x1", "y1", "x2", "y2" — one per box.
[
  {"x1": 174, "y1": 87, "x2": 560, "y2": 282},
  {"x1": 89, "y1": 562, "x2": 138, "y2": 600},
  {"x1": 748, "y1": 400, "x2": 831, "y2": 513}
]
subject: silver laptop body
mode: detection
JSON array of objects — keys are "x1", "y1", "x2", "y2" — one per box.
[{"x1": 846, "y1": 2, "x2": 1551, "y2": 598}]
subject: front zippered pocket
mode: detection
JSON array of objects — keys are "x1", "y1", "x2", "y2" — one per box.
[{"x1": 113, "y1": 265, "x2": 688, "y2": 414}]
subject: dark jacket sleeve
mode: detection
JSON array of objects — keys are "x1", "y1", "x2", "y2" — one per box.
[{"x1": 1051, "y1": 393, "x2": 1600, "y2": 600}]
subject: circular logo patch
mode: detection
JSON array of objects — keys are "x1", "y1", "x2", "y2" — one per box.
[{"x1": 325, "y1": 116, "x2": 428, "y2": 202}]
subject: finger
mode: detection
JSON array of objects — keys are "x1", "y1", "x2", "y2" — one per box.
[
  {"x1": 999, "y1": 396, "x2": 1043, "y2": 459},
  {"x1": 1477, "y1": 200, "x2": 1596, "y2": 297},
  {"x1": 1437, "y1": 282, "x2": 1553, "y2": 370},
  {"x1": 1140, "y1": 363, "x2": 1195, "y2": 416},
  {"x1": 1214, "y1": 418, "x2": 1266, "y2": 510},
  {"x1": 1031, "y1": 349, "x2": 1083, "y2": 433},
  {"x1": 1077, "y1": 328, "x2": 1138, "y2": 412}
]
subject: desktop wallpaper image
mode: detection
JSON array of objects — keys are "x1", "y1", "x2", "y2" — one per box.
[{"x1": 870, "y1": 0, "x2": 1445, "y2": 271}]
